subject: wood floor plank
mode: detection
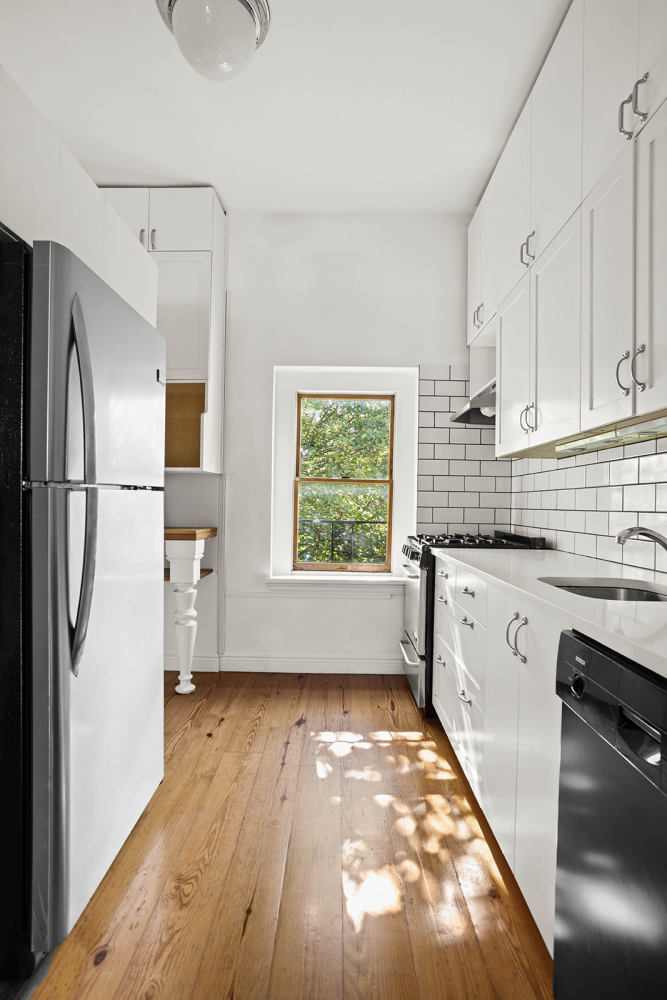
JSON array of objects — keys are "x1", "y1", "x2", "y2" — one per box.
[{"x1": 268, "y1": 763, "x2": 344, "y2": 999}]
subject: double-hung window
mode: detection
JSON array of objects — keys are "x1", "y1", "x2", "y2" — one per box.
[{"x1": 293, "y1": 394, "x2": 394, "y2": 572}]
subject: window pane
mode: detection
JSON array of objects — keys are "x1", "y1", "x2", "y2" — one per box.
[
  {"x1": 297, "y1": 482, "x2": 389, "y2": 564},
  {"x1": 299, "y1": 397, "x2": 391, "y2": 479}
]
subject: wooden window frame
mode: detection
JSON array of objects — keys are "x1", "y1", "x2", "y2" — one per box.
[{"x1": 293, "y1": 393, "x2": 394, "y2": 573}]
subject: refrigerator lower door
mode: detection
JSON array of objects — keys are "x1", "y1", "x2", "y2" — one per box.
[{"x1": 31, "y1": 486, "x2": 164, "y2": 947}]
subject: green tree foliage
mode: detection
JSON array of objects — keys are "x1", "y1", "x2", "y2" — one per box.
[{"x1": 297, "y1": 397, "x2": 391, "y2": 564}]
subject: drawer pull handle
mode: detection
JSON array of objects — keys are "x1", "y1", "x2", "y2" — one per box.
[
  {"x1": 505, "y1": 611, "x2": 520, "y2": 652},
  {"x1": 458, "y1": 689, "x2": 472, "y2": 706},
  {"x1": 460, "y1": 617, "x2": 474, "y2": 629},
  {"x1": 615, "y1": 351, "x2": 631, "y2": 396},
  {"x1": 150, "y1": 228, "x2": 157, "y2": 250},
  {"x1": 514, "y1": 617, "x2": 528, "y2": 664},
  {"x1": 632, "y1": 72, "x2": 649, "y2": 123},
  {"x1": 630, "y1": 344, "x2": 646, "y2": 392},
  {"x1": 438, "y1": 571, "x2": 449, "y2": 578},
  {"x1": 437, "y1": 595, "x2": 448, "y2": 604},
  {"x1": 618, "y1": 94, "x2": 633, "y2": 140},
  {"x1": 436, "y1": 655, "x2": 445, "y2": 664},
  {"x1": 462, "y1": 586, "x2": 475, "y2": 597}
]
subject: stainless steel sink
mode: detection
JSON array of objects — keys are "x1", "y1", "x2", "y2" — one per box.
[{"x1": 538, "y1": 576, "x2": 667, "y2": 602}]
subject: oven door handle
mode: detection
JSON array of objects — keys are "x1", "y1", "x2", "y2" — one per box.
[
  {"x1": 398, "y1": 639, "x2": 422, "y2": 668},
  {"x1": 401, "y1": 562, "x2": 421, "y2": 579}
]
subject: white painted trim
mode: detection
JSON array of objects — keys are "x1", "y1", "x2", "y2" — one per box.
[
  {"x1": 264, "y1": 575, "x2": 404, "y2": 598},
  {"x1": 219, "y1": 653, "x2": 404, "y2": 674},
  {"x1": 164, "y1": 655, "x2": 220, "y2": 673}
]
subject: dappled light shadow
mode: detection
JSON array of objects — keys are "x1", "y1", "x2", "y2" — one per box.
[{"x1": 330, "y1": 723, "x2": 508, "y2": 939}]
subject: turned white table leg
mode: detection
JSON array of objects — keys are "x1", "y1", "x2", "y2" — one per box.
[{"x1": 165, "y1": 539, "x2": 205, "y2": 695}]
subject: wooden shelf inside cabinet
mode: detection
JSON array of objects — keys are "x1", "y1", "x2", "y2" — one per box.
[
  {"x1": 164, "y1": 567, "x2": 213, "y2": 581},
  {"x1": 165, "y1": 382, "x2": 206, "y2": 470}
]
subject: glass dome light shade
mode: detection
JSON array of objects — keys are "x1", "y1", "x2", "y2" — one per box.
[{"x1": 171, "y1": 0, "x2": 258, "y2": 82}]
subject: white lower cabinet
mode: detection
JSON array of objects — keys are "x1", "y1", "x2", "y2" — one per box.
[
  {"x1": 437, "y1": 573, "x2": 566, "y2": 955},
  {"x1": 513, "y1": 603, "x2": 564, "y2": 955},
  {"x1": 482, "y1": 588, "x2": 522, "y2": 868}
]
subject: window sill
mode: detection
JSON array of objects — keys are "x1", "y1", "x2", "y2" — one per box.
[{"x1": 266, "y1": 574, "x2": 405, "y2": 599}]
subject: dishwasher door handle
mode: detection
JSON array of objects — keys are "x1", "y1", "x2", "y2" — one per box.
[{"x1": 398, "y1": 639, "x2": 422, "y2": 669}]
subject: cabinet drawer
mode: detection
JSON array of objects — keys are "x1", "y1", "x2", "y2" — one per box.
[
  {"x1": 434, "y1": 592, "x2": 456, "y2": 656},
  {"x1": 434, "y1": 606, "x2": 486, "y2": 711},
  {"x1": 455, "y1": 570, "x2": 488, "y2": 625},
  {"x1": 434, "y1": 557, "x2": 456, "y2": 602}
]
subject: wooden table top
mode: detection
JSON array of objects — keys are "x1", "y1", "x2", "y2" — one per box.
[{"x1": 164, "y1": 527, "x2": 217, "y2": 541}]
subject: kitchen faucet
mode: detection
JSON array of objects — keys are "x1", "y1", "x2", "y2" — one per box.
[{"x1": 616, "y1": 526, "x2": 667, "y2": 553}]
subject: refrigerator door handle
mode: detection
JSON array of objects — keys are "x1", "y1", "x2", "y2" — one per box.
[
  {"x1": 70, "y1": 486, "x2": 98, "y2": 675},
  {"x1": 71, "y1": 294, "x2": 97, "y2": 486},
  {"x1": 70, "y1": 294, "x2": 98, "y2": 675}
]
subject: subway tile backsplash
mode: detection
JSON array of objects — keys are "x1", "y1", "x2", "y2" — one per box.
[
  {"x1": 510, "y1": 440, "x2": 667, "y2": 573},
  {"x1": 417, "y1": 367, "x2": 667, "y2": 571},
  {"x1": 417, "y1": 365, "x2": 512, "y2": 535}
]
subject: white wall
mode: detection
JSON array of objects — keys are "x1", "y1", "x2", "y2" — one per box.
[
  {"x1": 0, "y1": 64, "x2": 157, "y2": 323},
  {"x1": 221, "y1": 213, "x2": 469, "y2": 672}
]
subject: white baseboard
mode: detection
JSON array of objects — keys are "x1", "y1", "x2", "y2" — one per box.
[
  {"x1": 164, "y1": 655, "x2": 220, "y2": 673},
  {"x1": 219, "y1": 653, "x2": 404, "y2": 674}
]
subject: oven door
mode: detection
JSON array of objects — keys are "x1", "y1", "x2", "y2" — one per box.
[
  {"x1": 399, "y1": 633, "x2": 425, "y2": 708},
  {"x1": 402, "y1": 558, "x2": 426, "y2": 656}
]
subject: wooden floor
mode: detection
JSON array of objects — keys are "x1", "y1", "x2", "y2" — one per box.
[{"x1": 34, "y1": 672, "x2": 553, "y2": 1000}]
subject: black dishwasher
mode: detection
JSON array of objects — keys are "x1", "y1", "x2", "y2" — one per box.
[{"x1": 554, "y1": 631, "x2": 667, "y2": 999}]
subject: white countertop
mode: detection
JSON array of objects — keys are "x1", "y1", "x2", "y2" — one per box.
[{"x1": 434, "y1": 547, "x2": 667, "y2": 679}]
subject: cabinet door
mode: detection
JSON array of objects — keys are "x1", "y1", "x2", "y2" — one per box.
[
  {"x1": 467, "y1": 207, "x2": 482, "y2": 345},
  {"x1": 482, "y1": 587, "x2": 522, "y2": 868},
  {"x1": 529, "y1": 210, "x2": 582, "y2": 447},
  {"x1": 635, "y1": 97, "x2": 667, "y2": 414},
  {"x1": 637, "y1": 0, "x2": 667, "y2": 126},
  {"x1": 496, "y1": 273, "x2": 531, "y2": 457},
  {"x1": 494, "y1": 102, "x2": 532, "y2": 304},
  {"x1": 152, "y1": 251, "x2": 212, "y2": 380},
  {"x1": 531, "y1": 0, "x2": 584, "y2": 258},
  {"x1": 514, "y1": 606, "x2": 564, "y2": 955},
  {"x1": 479, "y1": 172, "x2": 497, "y2": 330},
  {"x1": 102, "y1": 188, "x2": 150, "y2": 249},
  {"x1": 149, "y1": 188, "x2": 214, "y2": 251},
  {"x1": 580, "y1": 144, "x2": 635, "y2": 430},
  {"x1": 582, "y1": 0, "x2": 639, "y2": 199}
]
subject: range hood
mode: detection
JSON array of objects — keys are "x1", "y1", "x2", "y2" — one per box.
[{"x1": 451, "y1": 376, "x2": 496, "y2": 425}]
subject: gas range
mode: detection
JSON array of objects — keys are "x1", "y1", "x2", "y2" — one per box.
[
  {"x1": 399, "y1": 529, "x2": 546, "y2": 713},
  {"x1": 402, "y1": 530, "x2": 545, "y2": 567}
]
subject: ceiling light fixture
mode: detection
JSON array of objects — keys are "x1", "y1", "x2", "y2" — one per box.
[{"x1": 156, "y1": 0, "x2": 271, "y2": 82}]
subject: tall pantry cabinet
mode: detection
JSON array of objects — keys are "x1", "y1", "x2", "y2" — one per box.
[{"x1": 102, "y1": 186, "x2": 227, "y2": 474}]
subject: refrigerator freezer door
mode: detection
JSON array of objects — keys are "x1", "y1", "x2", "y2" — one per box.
[
  {"x1": 30, "y1": 486, "x2": 164, "y2": 944},
  {"x1": 29, "y1": 242, "x2": 166, "y2": 487}
]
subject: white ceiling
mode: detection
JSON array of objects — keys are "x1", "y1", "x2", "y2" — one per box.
[{"x1": 0, "y1": 0, "x2": 572, "y2": 213}]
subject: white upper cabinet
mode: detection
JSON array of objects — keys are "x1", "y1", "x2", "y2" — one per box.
[
  {"x1": 636, "y1": 0, "x2": 667, "y2": 128},
  {"x1": 479, "y1": 172, "x2": 497, "y2": 330},
  {"x1": 466, "y1": 207, "x2": 482, "y2": 346},
  {"x1": 635, "y1": 96, "x2": 667, "y2": 414},
  {"x1": 496, "y1": 276, "x2": 531, "y2": 457},
  {"x1": 467, "y1": 174, "x2": 498, "y2": 344},
  {"x1": 152, "y1": 250, "x2": 212, "y2": 380},
  {"x1": 582, "y1": 0, "x2": 640, "y2": 200},
  {"x1": 529, "y1": 210, "x2": 581, "y2": 447},
  {"x1": 103, "y1": 187, "x2": 216, "y2": 252},
  {"x1": 148, "y1": 188, "x2": 215, "y2": 251},
  {"x1": 531, "y1": 0, "x2": 584, "y2": 259},
  {"x1": 103, "y1": 188, "x2": 150, "y2": 249},
  {"x1": 494, "y1": 102, "x2": 532, "y2": 305},
  {"x1": 580, "y1": 144, "x2": 635, "y2": 430}
]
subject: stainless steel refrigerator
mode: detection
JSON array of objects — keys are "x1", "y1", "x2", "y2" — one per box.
[{"x1": 0, "y1": 235, "x2": 166, "y2": 989}]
